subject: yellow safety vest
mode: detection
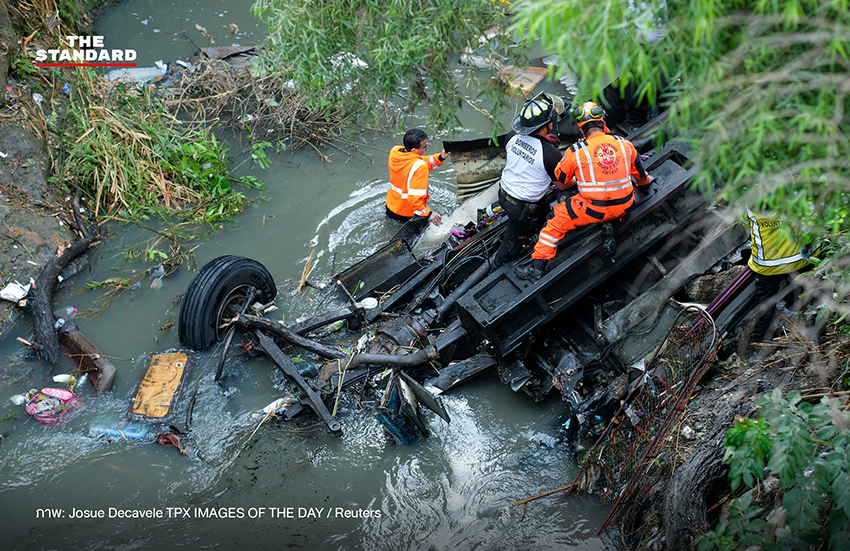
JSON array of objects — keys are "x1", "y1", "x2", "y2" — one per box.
[{"x1": 746, "y1": 209, "x2": 810, "y2": 275}]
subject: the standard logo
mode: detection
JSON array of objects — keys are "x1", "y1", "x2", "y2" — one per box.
[{"x1": 33, "y1": 36, "x2": 137, "y2": 68}]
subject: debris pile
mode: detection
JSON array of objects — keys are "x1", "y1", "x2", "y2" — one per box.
[{"x1": 569, "y1": 306, "x2": 720, "y2": 531}]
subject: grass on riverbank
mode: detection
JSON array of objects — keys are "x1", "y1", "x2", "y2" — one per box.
[{"x1": 50, "y1": 69, "x2": 265, "y2": 223}]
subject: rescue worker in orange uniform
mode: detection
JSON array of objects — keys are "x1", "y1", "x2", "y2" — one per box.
[
  {"x1": 386, "y1": 129, "x2": 450, "y2": 230},
  {"x1": 517, "y1": 101, "x2": 650, "y2": 281}
]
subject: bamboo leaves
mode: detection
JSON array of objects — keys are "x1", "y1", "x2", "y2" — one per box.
[{"x1": 252, "y1": 0, "x2": 513, "y2": 129}]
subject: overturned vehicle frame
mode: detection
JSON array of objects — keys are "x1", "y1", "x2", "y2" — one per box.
[{"x1": 177, "y1": 106, "x2": 751, "y2": 444}]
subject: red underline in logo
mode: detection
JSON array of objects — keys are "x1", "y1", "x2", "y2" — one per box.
[{"x1": 36, "y1": 63, "x2": 138, "y2": 67}]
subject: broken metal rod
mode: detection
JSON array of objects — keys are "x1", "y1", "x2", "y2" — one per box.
[
  {"x1": 342, "y1": 346, "x2": 438, "y2": 371},
  {"x1": 215, "y1": 288, "x2": 258, "y2": 382},
  {"x1": 233, "y1": 313, "x2": 438, "y2": 371},
  {"x1": 511, "y1": 482, "x2": 579, "y2": 507},
  {"x1": 254, "y1": 329, "x2": 342, "y2": 434},
  {"x1": 233, "y1": 313, "x2": 348, "y2": 360}
]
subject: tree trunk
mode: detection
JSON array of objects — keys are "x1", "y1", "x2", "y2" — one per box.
[
  {"x1": 662, "y1": 401, "x2": 751, "y2": 551},
  {"x1": 28, "y1": 235, "x2": 100, "y2": 365}
]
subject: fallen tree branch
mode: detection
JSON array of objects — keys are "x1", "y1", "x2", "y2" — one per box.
[
  {"x1": 72, "y1": 188, "x2": 91, "y2": 239},
  {"x1": 512, "y1": 482, "x2": 578, "y2": 507},
  {"x1": 27, "y1": 234, "x2": 101, "y2": 365}
]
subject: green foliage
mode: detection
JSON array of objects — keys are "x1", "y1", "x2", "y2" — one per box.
[
  {"x1": 694, "y1": 389, "x2": 850, "y2": 550},
  {"x1": 251, "y1": 141, "x2": 273, "y2": 169},
  {"x1": 9, "y1": 53, "x2": 39, "y2": 79},
  {"x1": 124, "y1": 247, "x2": 167, "y2": 262},
  {"x1": 51, "y1": 70, "x2": 265, "y2": 223},
  {"x1": 251, "y1": 0, "x2": 514, "y2": 130},
  {"x1": 84, "y1": 278, "x2": 130, "y2": 290},
  {"x1": 723, "y1": 417, "x2": 772, "y2": 491},
  {"x1": 695, "y1": 493, "x2": 769, "y2": 551}
]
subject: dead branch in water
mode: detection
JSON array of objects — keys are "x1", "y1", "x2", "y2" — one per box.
[{"x1": 27, "y1": 234, "x2": 101, "y2": 366}]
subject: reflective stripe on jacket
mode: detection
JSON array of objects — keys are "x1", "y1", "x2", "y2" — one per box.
[
  {"x1": 554, "y1": 133, "x2": 646, "y2": 204},
  {"x1": 746, "y1": 209, "x2": 810, "y2": 275},
  {"x1": 386, "y1": 146, "x2": 444, "y2": 218}
]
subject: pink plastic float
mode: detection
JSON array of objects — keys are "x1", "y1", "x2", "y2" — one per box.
[{"x1": 25, "y1": 388, "x2": 82, "y2": 426}]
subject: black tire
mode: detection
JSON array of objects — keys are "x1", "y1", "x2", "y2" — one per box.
[{"x1": 179, "y1": 256, "x2": 276, "y2": 350}]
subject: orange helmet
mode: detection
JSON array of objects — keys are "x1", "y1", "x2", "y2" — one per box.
[{"x1": 573, "y1": 101, "x2": 606, "y2": 127}]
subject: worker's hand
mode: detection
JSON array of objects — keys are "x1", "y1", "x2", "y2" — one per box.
[
  {"x1": 636, "y1": 174, "x2": 656, "y2": 194},
  {"x1": 545, "y1": 133, "x2": 560, "y2": 146},
  {"x1": 429, "y1": 211, "x2": 442, "y2": 226},
  {"x1": 439, "y1": 149, "x2": 451, "y2": 162}
]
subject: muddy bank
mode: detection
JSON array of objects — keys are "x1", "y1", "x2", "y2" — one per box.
[
  {"x1": 0, "y1": 0, "x2": 117, "y2": 341},
  {"x1": 0, "y1": 122, "x2": 78, "y2": 336}
]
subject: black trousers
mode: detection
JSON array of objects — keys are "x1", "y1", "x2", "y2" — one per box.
[
  {"x1": 492, "y1": 187, "x2": 545, "y2": 268},
  {"x1": 752, "y1": 273, "x2": 785, "y2": 341},
  {"x1": 752, "y1": 269, "x2": 813, "y2": 341},
  {"x1": 385, "y1": 206, "x2": 429, "y2": 232}
]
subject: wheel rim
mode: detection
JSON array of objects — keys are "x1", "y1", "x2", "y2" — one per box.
[{"x1": 213, "y1": 284, "x2": 254, "y2": 342}]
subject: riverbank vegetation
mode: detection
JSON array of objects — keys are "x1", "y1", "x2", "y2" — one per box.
[
  {"x1": 162, "y1": 56, "x2": 350, "y2": 153},
  {"x1": 249, "y1": 0, "x2": 517, "y2": 131},
  {"x1": 6, "y1": 0, "x2": 265, "y2": 226},
  {"x1": 52, "y1": 70, "x2": 264, "y2": 222}
]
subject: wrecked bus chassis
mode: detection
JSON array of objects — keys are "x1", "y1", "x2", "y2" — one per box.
[{"x1": 177, "y1": 110, "x2": 750, "y2": 444}]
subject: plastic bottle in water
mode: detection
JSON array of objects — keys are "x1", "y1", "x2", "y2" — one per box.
[{"x1": 53, "y1": 306, "x2": 78, "y2": 320}]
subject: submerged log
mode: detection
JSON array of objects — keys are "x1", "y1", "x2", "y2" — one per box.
[
  {"x1": 28, "y1": 235, "x2": 100, "y2": 366},
  {"x1": 59, "y1": 326, "x2": 116, "y2": 393}
]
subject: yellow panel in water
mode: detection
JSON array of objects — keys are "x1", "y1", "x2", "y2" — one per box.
[
  {"x1": 496, "y1": 66, "x2": 549, "y2": 92},
  {"x1": 131, "y1": 353, "x2": 187, "y2": 418}
]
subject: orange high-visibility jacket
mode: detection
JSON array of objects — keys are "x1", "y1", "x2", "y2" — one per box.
[
  {"x1": 386, "y1": 146, "x2": 445, "y2": 218},
  {"x1": 554, "y1": 132, "x2": 647, "y2": 205}
]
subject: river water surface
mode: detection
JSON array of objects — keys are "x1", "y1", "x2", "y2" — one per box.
[{"x1": 0, "y1": 1, "x2": 612, "y2": 549}]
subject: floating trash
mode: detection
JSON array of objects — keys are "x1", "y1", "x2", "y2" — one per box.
[
  {"x1": 25, "y1": 388, "x2": 82, "y2": 426},
  {"x1": 358, "y1": 297, "x2": 378, "y2": 310},
  {"x1": 256, "y1": 396, "x2": 297, "y2": 416},
  {"x1": 90, "y1": 419, "x2": 155, "y2": 441},
  {"x1": 10, "y1": 389, "x2": 38, "y2": 406},
  {"x1": 52, "y1": 373, "x2": 77, "y2": 386}
]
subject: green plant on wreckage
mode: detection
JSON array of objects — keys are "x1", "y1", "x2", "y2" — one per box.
[
  {"x1": 50, "y1": 69, "x2": 265, "y2": 224},
  {"x1": 694, "y1": 389, "x2": 850, "y2": 551}
]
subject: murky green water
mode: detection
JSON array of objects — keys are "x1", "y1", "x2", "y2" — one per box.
[{"x1": 0, "y1": 1, "x2": 612, "y2": 549}]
